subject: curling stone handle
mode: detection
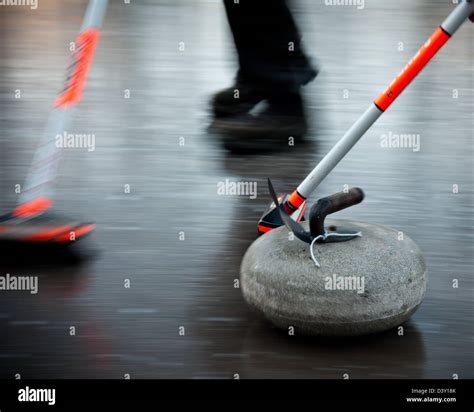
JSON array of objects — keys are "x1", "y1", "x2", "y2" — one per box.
[{"x1": 309, "y1": 188, "x2": 364, "y2": 237}]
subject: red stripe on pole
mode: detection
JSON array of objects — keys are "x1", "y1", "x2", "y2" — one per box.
[
  {"x1": 287, "y1": 191, "x2": 306, "y2": 210},
  {"x1": 375, "y1": 27, "x2": 450, "y2": 111},
  {"x1": 55, "y1": 28, "x2": 100, "y2": 108}
]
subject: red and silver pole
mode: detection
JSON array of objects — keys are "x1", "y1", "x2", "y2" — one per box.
[
  {"x1": 283, "y1": 0, "x2": 473, "y2": 215},
  {"x1": 15, "y1": 0, "x2": 108, "y2": 218}
]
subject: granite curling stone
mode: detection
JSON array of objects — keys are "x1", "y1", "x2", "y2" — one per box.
[{"x1": 240, "y1": 219, "x2": 426, "y2": 336}]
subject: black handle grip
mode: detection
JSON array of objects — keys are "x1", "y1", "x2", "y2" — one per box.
[{"x1": 309, "y1": 188, "x2": 364, "y2": 237}]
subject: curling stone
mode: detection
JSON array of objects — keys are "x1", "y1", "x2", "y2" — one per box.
[{"x1": 240, "y1": 184, "x2": 426, "y2": 337}]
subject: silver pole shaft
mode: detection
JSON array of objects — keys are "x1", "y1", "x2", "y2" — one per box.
[
  {"x1": 81, "y1": 0, "x2": 108, "y2": 31},
  {"x1": 297, "y1": 104, "x2": 382, "y2": 197},
  {"x1": 441, "y1": 0, "x2": 473, "y2": 35}
]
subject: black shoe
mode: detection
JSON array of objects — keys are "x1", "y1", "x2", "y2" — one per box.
[
  {"x1": 211, "y1": 93, "x2": 307, "y2": 142},
  {"x1": 212, "y1": 79, "x2": 268, "y2": 117}
]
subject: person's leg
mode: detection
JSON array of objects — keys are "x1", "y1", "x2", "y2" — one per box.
[
  {"x1": 223, "y1": 0, "x2": 316, "y2": 90},
  {"x1": 212, "y1": 0, "x2": 317, "y2": 142}
]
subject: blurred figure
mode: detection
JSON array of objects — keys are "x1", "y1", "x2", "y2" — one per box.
[{"x1": 211, "y1": 0, "x2": 317, "y2": 141}]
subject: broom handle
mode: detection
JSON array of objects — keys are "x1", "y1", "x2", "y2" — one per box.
[
  {"x1": 17, "y1": 0, "x2": 108, "y2": 216},
  {"x1": 283, "y1": 0, "x2": 474, "y2": 214}
]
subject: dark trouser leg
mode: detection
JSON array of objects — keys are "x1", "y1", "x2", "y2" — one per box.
[{"x1": 223, "y1": 0, "x2": 316, "y2": 92}]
